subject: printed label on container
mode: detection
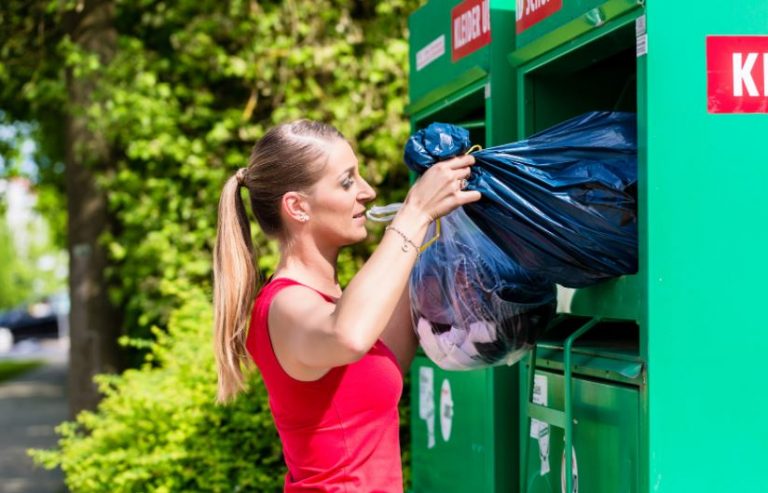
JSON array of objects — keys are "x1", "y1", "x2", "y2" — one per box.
[
  {"x1": 530, "y1": 374, "x2": 550, "y2": 475},
  {"x1": 516, "y1": 0, "x2": 563, "y2": 34},
  {"x1": 416, "y1": 35, "x2": 446, "y2": 71},
  {"x1": 439, "y1": 378, "x2": 454, "y2": 442},
  {"x1": 635, "y1": 15, "x2": 647, "y2": 57},
  {"x1": 636, "y1": 33, "x2": 648, "y2": 57},
  {"x1": 635, "y1": 15, "x2": 646, "y2": 36},
  {"x1": 451, "y1": 0, "x2": 491, "y2": 62},
  {"x1": 707, "y1": 35, "x2": 768, "y2": 113},
  {"x1": 418, "y1": 366, "x2": 436, "y2": 449},
  {"x1": 561, "y1": 446, "x2": 579, "y2": 493}
]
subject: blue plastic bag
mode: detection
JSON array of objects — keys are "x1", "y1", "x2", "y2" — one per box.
[
  {"x1": 410, "y1": 207, "x2": 556, "y2": 370},
  {"x1": 405, "y1": 112, "x2": 638, "y2": 287}
]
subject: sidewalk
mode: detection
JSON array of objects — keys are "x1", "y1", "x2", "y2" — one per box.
[{"x1": 0, "y1": 339, "x2": 69, "y2": 493}]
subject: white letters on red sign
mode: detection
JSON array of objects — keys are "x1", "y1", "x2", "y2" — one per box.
[
  {"x1": 525, "y1": 0, "x2": 551, "y2": 16},
  {"x1": 516, "y1": 0, "x2": 562, "y2": 33},
  {"x1": 453, "y1": 0, "x2": 490, "y2": 51},
  {"x1": 451, "y1": 0, "x2": 491, "y2": 62},
  {"x1": 731, "y1": 53, "x2": 768, "y2": 97},
  {"x1": 733, "y1": 53, "x2": 759, "y2": 96}
]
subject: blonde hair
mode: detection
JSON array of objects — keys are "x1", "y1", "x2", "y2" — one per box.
[{"x1": 213, "y1": 120, "x2": 344, "y2": 403}]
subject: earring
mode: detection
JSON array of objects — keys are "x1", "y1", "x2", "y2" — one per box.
[{"x1": 299, "y1": 214, "x2": 310, "y2": 223}]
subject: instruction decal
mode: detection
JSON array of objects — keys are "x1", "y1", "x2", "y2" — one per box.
[
  {"x1": 439, "y1": 378, "x2": 454, "y2": 442},
  {"x1": 707, "y1": 36, "x2": 768, "y2": 113},
  {"x1": 561, "y1": 446, "x2": 579, "y2": 493},
  {"x1": 416, "y1": 35, "x2": 446, "y2": 71},
  {"x1": 418, "y1": 366, "x2": 436, "y2": 449},
  {"x1": 635, "y1": 15, "x2": 647, "y2": 58},
  {"x1": 530, "y1": 374, "x2": 550, "y2": 475}
]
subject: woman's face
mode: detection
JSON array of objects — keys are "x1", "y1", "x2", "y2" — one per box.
[{"x1": 303, "y1": 139, "x2": 377, "y2": 247}]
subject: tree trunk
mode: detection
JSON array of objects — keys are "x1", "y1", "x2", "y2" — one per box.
[{"x1": 64, "y1": 0, "x2": 122, "y2": 416}]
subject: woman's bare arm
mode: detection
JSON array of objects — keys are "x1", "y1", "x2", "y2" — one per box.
[
  {"x1": 380, "y1": 285, "x2": 418, "y2": 374},
  {"x1": 268, "y1": 156, "x2": 478, "y2": 379}
]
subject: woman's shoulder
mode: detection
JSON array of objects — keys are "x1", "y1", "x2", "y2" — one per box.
[
  {"x1": 263, "y1": 276, "x2": 337, "y2": 303},
  {"x1": 256, "y1": 278, "x2": 336, "y2": 328}
]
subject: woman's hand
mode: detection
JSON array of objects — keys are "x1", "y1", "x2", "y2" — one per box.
[{"x1": 402, "y1": 154, "x2": 482, "y2": 223}]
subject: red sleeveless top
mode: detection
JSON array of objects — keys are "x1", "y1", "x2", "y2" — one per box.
[{"x1": 246, "y1": 277, "x2": 404, "y2": 493}]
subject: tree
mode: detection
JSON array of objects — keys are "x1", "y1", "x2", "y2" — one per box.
[
  {"x1": 63, "y1": 0, "x2": 125, "y2": 414},
  {"x1": 1, "y1": 0, "x2": 123, "y2": 413}
]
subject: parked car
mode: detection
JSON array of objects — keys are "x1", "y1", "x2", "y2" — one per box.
[{"x1": 0, "y1": 297, "x2": 63, "y2": 343}]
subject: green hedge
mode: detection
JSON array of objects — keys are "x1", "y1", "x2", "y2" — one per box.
[
  {"x1": 32, "y1": 282, "x2": 412, "y2": 492},
  {"x1": 32, "y1": 285, "x2": 285, "y2": 492}
]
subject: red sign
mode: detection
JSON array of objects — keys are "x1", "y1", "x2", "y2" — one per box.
[
  {"x1": 707, "y1": 36, "x2": 768, "y2": 113},
  {"x1": 451, "y1": 0, "x2": 491, "y2": 62},
  {"x1": 516, "y1": 0, "x2": 563, "y2": 34}
]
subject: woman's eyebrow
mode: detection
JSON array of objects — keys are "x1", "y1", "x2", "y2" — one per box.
[{"x1": 337, "y1": 167, "x2": 354, "y2": 179}]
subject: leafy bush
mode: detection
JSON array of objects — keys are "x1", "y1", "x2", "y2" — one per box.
[
  {"x1": 32, "y1": 284, "x2": 285, "y2": 492},
  {"x1": 33, "y1": 280, "x2": 413, "y2": 492}
]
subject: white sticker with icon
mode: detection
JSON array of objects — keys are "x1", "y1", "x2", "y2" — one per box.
[
  {"x1": 530, "y1": 374, "x2": 550, "y2": 475},
  {"x1": 419, "y1": 366, "x2": 435, "y2": 449},
  {"x1": 561, "y1": 445, "x2": 579, "y2": 493},
  {"x1": 439, "y1": 378, "x2": 454, "y2": 442}
]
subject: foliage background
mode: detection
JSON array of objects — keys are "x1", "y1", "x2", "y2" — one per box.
[
  {"x1": 0, "y1": 123, "x2": 67, "y2": 309},
  {"x1": 1, "y1": 0, "x2": 422, "y2": 490}
]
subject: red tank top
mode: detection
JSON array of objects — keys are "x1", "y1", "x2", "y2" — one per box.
[{"x1": 246, "y1": 277, "x2": 404, "y2": 493}]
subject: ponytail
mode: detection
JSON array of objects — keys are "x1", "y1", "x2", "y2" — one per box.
[
  {"x1": 213, "y1": 120, "x2": 344, "y2": 403},
  {"x1": 213, "y1": 173, "x2": 258, "y2": 403}
]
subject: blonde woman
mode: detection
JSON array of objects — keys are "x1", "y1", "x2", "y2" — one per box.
[{"x1": 214, "y1": 120, "x2": 478, "y2": 492}]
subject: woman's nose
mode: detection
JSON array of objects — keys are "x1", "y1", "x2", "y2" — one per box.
[{"x1": 360, "y1": 179, "x2": 377, "y2": 202}]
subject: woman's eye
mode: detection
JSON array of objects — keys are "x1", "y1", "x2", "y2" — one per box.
[{"x1": 342, "y1": 177, "x2": 354, "y2": 189}]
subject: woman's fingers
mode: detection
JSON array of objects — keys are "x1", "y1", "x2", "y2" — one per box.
[
  {"x1": 444, "y1": 154, "x2": 476, "y2": 169},
  {"x1": 404, "y1": 154, "x2": 482, "y2": 220},
  {"x1": 457, "y1": 190, "x2": 482, "y2": 205},
  {"x1": 456, "y1": 166, "x2": 472, "y2": 179}
]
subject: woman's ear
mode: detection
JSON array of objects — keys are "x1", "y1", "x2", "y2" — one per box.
[{"x1": 282, "y1": 192, "x2": 311, "y2": 223}]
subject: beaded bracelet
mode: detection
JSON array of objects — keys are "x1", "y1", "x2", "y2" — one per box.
[{"x1": 385, "y1": 226, "x2": 420, "y2": 257}]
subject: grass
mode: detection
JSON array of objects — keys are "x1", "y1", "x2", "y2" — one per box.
[{"x1": 0, "y1": 360, "x2": 44, "y2": 383}]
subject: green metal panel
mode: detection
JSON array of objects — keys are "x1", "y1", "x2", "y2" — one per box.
[
  {"x1": 407, "y1": 5, "x2": 521, "y2": 483},
  {"x1": 569, "y1": 275, "x2": 643, "y2": 321},
  {"x1": 408, "y1": 0, "x2": 518, "y2": 128},
  {"x1": 408, "y1": 0, "x2": 491, "y2": 112},
  {"x1": 634, "y1": 30, "x2": 649, "y2": 493},
  {"x1": 407, "y1": 76, "x2": 520, "y2": 492},
  {"x1": 523, "y1": 369, "x2": 640, "y2": 493},
  {"x1": 520, "y1": 316, "x2": 644, "y2": 492},
  {"x1": 645, "y1": 2, "x2": 768, "y2": 492},
  {"x1": 513, "y1": 0, "x2": 639, "y2": 60},
  {"x1": 410, "y1": 78, "x2": 489, "y2": 142},
  {"x1": 410, "y1": 355, "x2": 518, "y2": 492},
  {"x1": 535, "y1": 322, "x2": 644, "y2": 386},
  {"x1": 487, "y1": 3, "x2": 519, "y2": 145}
]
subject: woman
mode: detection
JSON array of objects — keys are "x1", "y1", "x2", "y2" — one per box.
[{"x1": 213, "y1": 120, "x2": 479, "y2": 492}]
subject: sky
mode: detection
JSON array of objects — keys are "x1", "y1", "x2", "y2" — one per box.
[{"x1": 0, "y1": 122, "x2": 39, "y2": 180}]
